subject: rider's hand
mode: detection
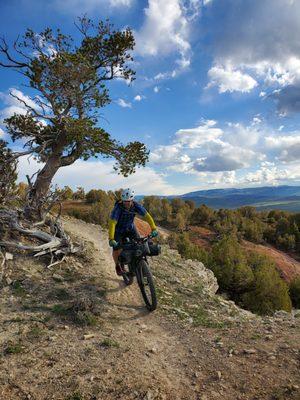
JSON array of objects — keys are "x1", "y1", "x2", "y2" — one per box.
[
  {"x1": 109, "y1": 239, "x2": 118, "y2": 248},
  {"x1": 151, "y1": 229, "x2": 158, "y2": 238}
]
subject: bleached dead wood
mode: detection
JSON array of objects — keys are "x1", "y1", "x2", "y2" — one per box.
[{"x1": 0, "y1": 207, "x2": 79, "y2": 267}]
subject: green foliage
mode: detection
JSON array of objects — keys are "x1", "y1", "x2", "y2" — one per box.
[
  {"x1": 65, "y1": 392, "x2": 84, "y2": 400},
  {"x1": 4, "y1": 341, "x2": 24, "y2": 355},
  {"x1": 241, "y1": 219, "x2": 264, "y2": 243},
  {"x1": 191, "y1": 204, "x2": 215, "y2": 225},
  {"x1": 209, "y1": 235, "x2": 254, "y2": 294},
  {"x1": 168, "y1": 232, "x2": 208, "y2": 264},
  {"x1": 101, "y1": 338, "x2": 120, "y2": 348},
  {"x1": 72, "y1": 186, "x2": 85, "y2": 200},
  {"x1": 241, "y1": 254, "x2": 292, "y2": 315},
  {"x1": 290, "y1": 277, "x2": 300, "y2": 308},
  {"x1": 59, "y1": 186, "x2": 74, "y2": 200},
  {"x1": 64, "y1": 189, "x2": 115, "y2": 228},
  {"x1": 276, "y1": 233, "x2": 296, "y2": 250},
  {"x1": 0, "y1": 139, "x2": 17, "y2": 205},
  {"x1": 86, "y1": 189, "x2": 103, "y2": 203},
  {"x1": 208, "y1": 238, "x2": 292, "y2": 315},
  {"x1": 0, "y1": 18, "x2": 148, "y2": 206},
  {"x1": 170, "y1": 198, "x2": 185, "y2": 213}
]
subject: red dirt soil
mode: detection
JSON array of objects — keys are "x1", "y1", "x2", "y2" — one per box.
[{"x1": 135, "y1": 217, "x2": 152, "y2": 236}]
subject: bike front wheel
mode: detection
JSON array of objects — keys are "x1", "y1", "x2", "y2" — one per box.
[
  {"x1": 121, "y1": 263, "x2": 134, "y2": 286},
  {"x1": 136, "y1": 259, "x2": 157, "y2": 311}
]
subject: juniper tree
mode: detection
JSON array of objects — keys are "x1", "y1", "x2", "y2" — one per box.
[{"x1": 0, "y1": 17, "x2": 148, "y2": 217}]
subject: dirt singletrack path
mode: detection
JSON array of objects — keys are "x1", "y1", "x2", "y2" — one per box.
[{"x1": 63, "y1": 218, "x2": 196, "y2": 400}]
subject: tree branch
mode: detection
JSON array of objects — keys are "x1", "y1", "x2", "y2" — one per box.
[{"x1": 0, "y1": 37, "x2": 29, "y2": 68}]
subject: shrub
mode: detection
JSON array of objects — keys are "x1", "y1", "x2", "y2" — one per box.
[
  {"x1": 241, "y1": 254, "x2": 292, "y2": 315},
  {"x1": 209, "y1": 235, "x2": 254, "y2": 294},
  {"x1": 290, "y1": 277, "x2": 300, "y2": 308},
  {"x1": 191, "y1": 204, "x2": 214, "y2": 225},
  {"x1": 168, "y1": 232, "x2": 208, "y2": 264},
  {"x1": 276, "y1": 233, "x2": 296, "y2": 250},
  {"x1": 241, "y1": 219, "x2": 264, "y2": 243}
]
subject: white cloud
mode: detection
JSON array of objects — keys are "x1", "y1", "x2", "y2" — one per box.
[
  {"x1": 135, "y1": 0, "x2": 190, "y2": 57},
  {"x1": 205, "y1": 1, "x2": 300, "y2": 107},
  {"x1": 0, "y1": 127, "x2": 5, "y2": 137},
  {"x1": 116, "y1": 98, "x2": 132, "y2": 108},
  {"x1": 134, "y1": 94, "x2": 145, "y2": 101},
  {"x1": 153, "y1": 86, "x2": 160, "y2": 93},
  {"x1": 244, "y1": 165, "x2": 290, "y2": 184},
  {"x1": 265, "y1": 134, "x2": 300, "y2": 149},
  {"x1": 207, "y1": 65, "x2": 258, "y2": 93},
  {"x1": 135, "y1": 0, "x2": 200, "y2": 80},
  {"x1": 17, "y1": 156, "x2": 185, "y2": 195},
  {"x1": 175, "y1": 120, "x2": 223, "y2": 148},
  {"x1": 150, "y1": 119, "x2": 263, "y2": 174},
  {"x1": 265, "y1": 134, "x2": 300, "y2": 162},
  {"x1": 0, "y1": 88, "x2": 41, "y2": 120},
  {"x1": 226, "y1": 122, "x2": 260, "y2": 147},
  {"x1": 150, "y1": 144, "x2": 181, "y2": 163}
]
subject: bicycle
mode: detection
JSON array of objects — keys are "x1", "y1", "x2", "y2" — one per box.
[{"x1": 118, "y1": 235, "x2": 161, "y2": 312}]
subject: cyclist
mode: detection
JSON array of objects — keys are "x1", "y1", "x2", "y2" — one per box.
[{"x1": 108, "y1": 188, "x2": 158, "y2": 275}]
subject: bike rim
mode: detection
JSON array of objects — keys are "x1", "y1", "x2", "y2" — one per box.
[{"x1": 138, "y1": 262, "x2": 156, "y2": 310}]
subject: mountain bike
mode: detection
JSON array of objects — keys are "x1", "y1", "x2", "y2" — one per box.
[{"x1": 118, "y1": 235, "x2": 160, "y2": 312}]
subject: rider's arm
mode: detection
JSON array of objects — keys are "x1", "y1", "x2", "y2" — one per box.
[
  {"x1": 109, "y1": 204, "x2": 121, "y2": 240},
  {"x1": 108, "y1": 219, "x2": 117, "y2": 240},
  {"x1": 134, "y1": 202, "x2": 157, "y2": 231},
  {"x1": 143, "y1": 212, "x2": 156, "y2": 230}
]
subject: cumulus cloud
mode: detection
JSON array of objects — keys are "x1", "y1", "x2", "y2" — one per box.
[
  {"x1": 265, "y1": 133, "x2": 300, "y2": 162},
  {"x1": 193, "y1": 155, "x2": 244, "y2": 172},
  {"x1": 0, "y1": 88, "x2": 41, "y2": 120},
  {"x1": 175, "y1": 120, "x2": 223, "y2": 148},
  {"x1": 116, "y1": 98, "x2": 132, "y2": 108},
  {"x1": 150, "y1": 144, "x2": 182, "y2": 163},
  {"x1": 270, "y1": 85, "x2": 300, "y2": 115},
  {"x1": 207, "y1": 65, "x2": 258, "y2": 93},
  {"x1": 135, "y1": 0, "x2": 200, "y2": 80},
  {"x1": 205, "y1": 0, "x2": 300, "y2": 105},
  {"x1": 17, "y1": 156, "x2": 181, "y2": 195},
  {"x1": 150, "y1": 119, "x2": 262, "y2": 174}
]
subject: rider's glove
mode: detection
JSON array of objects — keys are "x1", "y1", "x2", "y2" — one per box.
[
  {"x1": 109, "y1": 239, "x2": 118, "y2": 248},
  {"x1": 151, "y1": 229, "x2": 158, "y2": 238}
]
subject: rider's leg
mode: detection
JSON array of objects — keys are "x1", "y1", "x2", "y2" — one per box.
[
  {"x1": 112, "y1": 248, "x2": 122, "y2": 265},
  {"x1": 113, "y1": 248, "x2": 124, "y2": 275}
]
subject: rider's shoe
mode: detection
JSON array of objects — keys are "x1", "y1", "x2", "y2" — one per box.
[{"x1": 115, "y1": 263, "x2": 124, "y2": 276}]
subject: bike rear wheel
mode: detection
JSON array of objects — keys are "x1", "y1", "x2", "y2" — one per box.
[{"x1": 136, "y1": 259, "x2": 157, "y2": 311}]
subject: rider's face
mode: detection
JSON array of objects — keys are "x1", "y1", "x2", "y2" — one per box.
[{"x1": 123, "y1": 200, "x2": 132, "y2": 209}]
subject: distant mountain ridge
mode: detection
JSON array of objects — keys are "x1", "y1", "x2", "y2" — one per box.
[
  {"x1": 181, "y1": 185, "x2": 300, "y2": 199},
  {"x1": 177, "y1": 185, "x2": 300, "y2": 211}
]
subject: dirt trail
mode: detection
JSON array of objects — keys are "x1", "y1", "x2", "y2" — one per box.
[
  {"x1": 0, "y1": 217, "x2": 299, "y2": 400},
  {"x1": 63, "y1": 218, "x2": 195, "y2": 399}
]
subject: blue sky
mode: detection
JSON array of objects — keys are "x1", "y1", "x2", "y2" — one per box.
[{"x1": 1, "y1": 0, "x2": 300, "y2": 195}]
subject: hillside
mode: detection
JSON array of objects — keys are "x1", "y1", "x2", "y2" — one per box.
[
  {"x1": 0, "y1": 217, "x2": 299, "y2": 400},
  {"x1": 172, "y1": 185, "x2": 300, "y2": 211},
  {"x1": 189, "y1": 226, "x2": 300, "y2": 283}
]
